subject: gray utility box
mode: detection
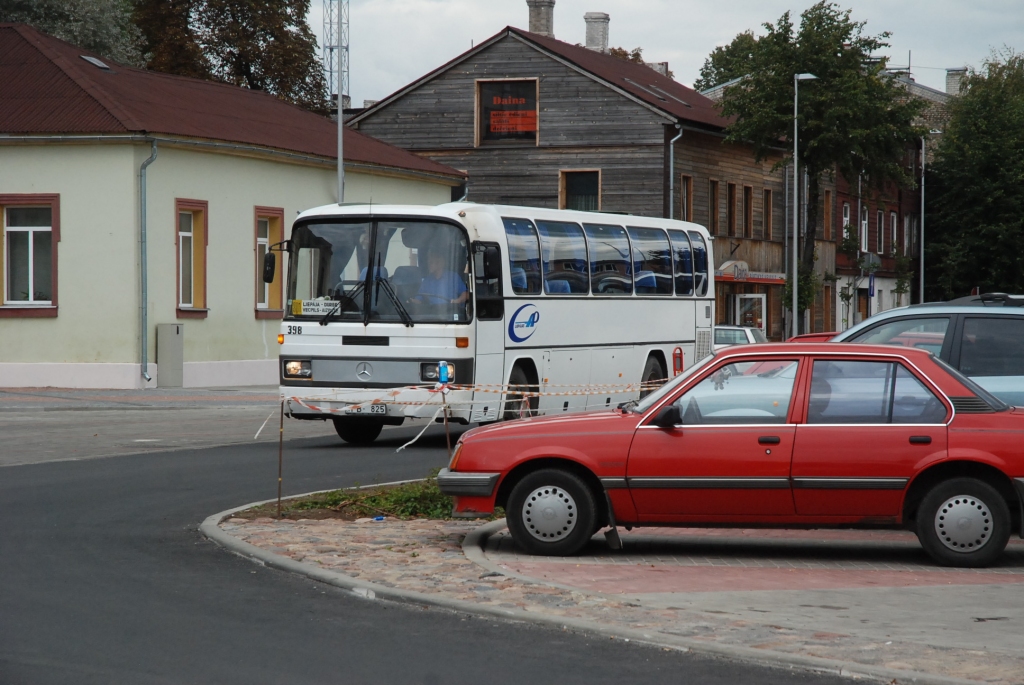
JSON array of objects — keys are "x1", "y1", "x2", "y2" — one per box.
[{"x1": 156, "y1": 324, "x2": 184, "y2": 388}]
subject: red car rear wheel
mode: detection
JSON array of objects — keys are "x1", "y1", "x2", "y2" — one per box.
[{"x1": 916, "y1": 477, "x2": 1011, "y2": 568}]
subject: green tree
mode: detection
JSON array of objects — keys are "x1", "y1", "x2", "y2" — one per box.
[
  {"x1": 926, "y1": 50, "x2": 1024, "y2": 300},
  {"x1": 198, "y1": 0, "x2": 327, "y2": 113},
  {"x1": 1, "y1": 0, "x2": 145, "y2": 66},
  {"x1": 132, "y1": 0, "x2": 328, "y2": 113},
  {"x1": 694, "y1": 31, "x2": 758, "y2": 92},
  {"x1": 716, "y1": 2, "x2": 924, "y2": 331}
]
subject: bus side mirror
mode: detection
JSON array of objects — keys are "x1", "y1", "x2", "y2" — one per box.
[
  {"x1": 651, "y1": 404, "x2": 681, "y2": 429},
  {"x1": 262, "y1": 252, "x2": 276, "y2": 283}
]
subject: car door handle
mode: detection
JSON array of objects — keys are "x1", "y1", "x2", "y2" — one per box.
[
  {"x1": 758, "y1": 436, "x2": 781, "y2": 445},
  {"x1": 909, "y1": 436, "x2": 932, "y2": 445}
]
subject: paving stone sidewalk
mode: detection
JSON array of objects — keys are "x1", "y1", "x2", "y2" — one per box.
[{"x1": 222, "y1": 517, "x2": 1024, "y2": 684}]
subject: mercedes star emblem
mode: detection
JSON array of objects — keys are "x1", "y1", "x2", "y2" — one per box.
[{"x1": 355, "y1": 362, "x2": 373, "y2": 380}]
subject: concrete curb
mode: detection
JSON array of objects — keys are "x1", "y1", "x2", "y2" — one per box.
[{"x1": 201, "y1": 493, "x2": 982, "y2": 685}]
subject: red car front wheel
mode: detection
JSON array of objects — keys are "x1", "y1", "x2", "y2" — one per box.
[{"x1": 506, "y1": 469, "x2": 598, "y2": 556}]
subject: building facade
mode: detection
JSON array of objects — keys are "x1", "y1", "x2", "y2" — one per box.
[
  {"x1": 349, "y1": 12, "x2": 800, "y2": 339},
  {"x1": 0, "y1": 23, "x2": 464, "y2": 388}
]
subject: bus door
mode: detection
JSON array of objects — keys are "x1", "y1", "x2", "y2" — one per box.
[{"x1": 471, "y1": 242, "x2": 504, "y2": 422}]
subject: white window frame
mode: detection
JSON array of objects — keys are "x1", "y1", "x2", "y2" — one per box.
[
  {"x1": 178, "y1": 211, "x2": 194, "y2": 308},
  {"x1": 256, "y1": 217, "x2": 270, "y2": 308},
  {"x1": 890, "y1": 212, "x2": 898, "y2": 254},
  {"x1": 4, "y1": 207, "x2": 53, "y2": 305},
  {"x1": 842, "y1": 202, "x2": 850, "y2": 227},
  {"x1": 859, "y1": 206, "x2": 869, "y2": 253}
]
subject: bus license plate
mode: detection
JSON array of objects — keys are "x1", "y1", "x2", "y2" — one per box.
[{"x1": 346, "y1": 403, "x2": 387, "y2": 415}]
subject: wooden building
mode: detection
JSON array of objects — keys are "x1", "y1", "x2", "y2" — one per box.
[{"x1": 349, "y1": 12, "x2": 802, "y2": 340}]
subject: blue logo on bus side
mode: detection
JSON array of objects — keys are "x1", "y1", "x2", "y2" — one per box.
[{"x1": 508, "y1": 304, "x2": 540, "y2": 343}]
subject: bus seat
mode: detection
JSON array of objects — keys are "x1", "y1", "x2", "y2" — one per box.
[
  {"x1": 546, "y1": 279, "x2": 571, "y2": 294},
  {"x1": 391, "y1": 266, "x2": 422, "y2": 300},
  {"x1": 510, "y1": 267, "x2": 528, "y2": 292},
  {"x1": 358, "y1": 266, "x2": 389, "y2": 280},
  {"x1": 635, "y1": 270, "x2": 657, "y2": 292}
]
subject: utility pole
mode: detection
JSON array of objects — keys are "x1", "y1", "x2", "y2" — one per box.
[{"x1": 324, "y1": 0, "x2": 350, "y2": 203}]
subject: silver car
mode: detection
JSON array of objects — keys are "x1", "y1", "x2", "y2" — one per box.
[{"x1": 713, "y1": 325, "x2": 768, "y2": 351}]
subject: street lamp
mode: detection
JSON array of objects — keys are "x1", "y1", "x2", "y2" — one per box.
[
  {"x1": 793, "y1": 72, "x2": 817, "y2": 335},
  {"x1": 919, "y1": 129, "x2": 941, "y2": 304}
]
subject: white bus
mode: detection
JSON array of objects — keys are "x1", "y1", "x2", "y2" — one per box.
[{"x1": 273, "y1": 202, "x2": 714, "y2": 444}]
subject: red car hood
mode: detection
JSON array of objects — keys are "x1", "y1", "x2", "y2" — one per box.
[{"x1": 460, "y1": 408, "x2": 638, "y2": 444}]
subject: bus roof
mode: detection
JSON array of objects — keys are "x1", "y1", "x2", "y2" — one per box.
[{"x1": 295, "y1": 202, "x2": 710, "y2": 236}]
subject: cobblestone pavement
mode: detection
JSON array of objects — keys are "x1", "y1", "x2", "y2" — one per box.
[{"x1": 224, "y1": 517, "x2": 1024, "y2": 684}]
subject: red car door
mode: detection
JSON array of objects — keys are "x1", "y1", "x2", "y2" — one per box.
[
  {"x1": 626, "y1": 357, "x2": 801, "y2": 519},
  {"x1": 791, "y1": 357, "x2": 949, "y2": 518}
]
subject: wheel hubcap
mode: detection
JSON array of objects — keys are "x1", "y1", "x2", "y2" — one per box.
[
  {"x1": 521, "y1": 486, "x2": 577, "y2": 542},
  {"x1": 934, "y1": 495, "x2": 992, "y2": 553}
]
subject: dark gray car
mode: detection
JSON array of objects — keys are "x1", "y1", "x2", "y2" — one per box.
[{"x1": 831, "y1": 293, "x2": 1024, "y2": 406}]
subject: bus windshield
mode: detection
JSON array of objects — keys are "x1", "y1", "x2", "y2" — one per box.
[{"x1": 286, "y1": 219, "x2": 471, "y2": 324}]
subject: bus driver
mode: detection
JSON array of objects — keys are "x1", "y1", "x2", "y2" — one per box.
[{"x1": 415, "y1": 249, "x2": 469, "y2": 305}]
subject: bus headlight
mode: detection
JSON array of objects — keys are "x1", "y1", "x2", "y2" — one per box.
[
  {"x1": 284, "y1": 360, "x2": 312, "y2": 378},
  {"x1": 421, "y1": 362, "x2": 455, "y2": 383}
]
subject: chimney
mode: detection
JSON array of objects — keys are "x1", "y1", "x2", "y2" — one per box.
[
  {"x1": 646, "y1": 62, "x2": 669, "y2": 77},
  {"x1": 584, "y1": 12, "x2": 609, "y2": 53},
  {"x1": 946, "y1": 68, "x2": 966, "y2": 95},
  {"x1": 527, "y1": 0, "x2": 555, "y2": 38}
]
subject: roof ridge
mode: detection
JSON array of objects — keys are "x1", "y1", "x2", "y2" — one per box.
[{"x1": 12, "y1": 24, "x2": 141, "y2": 131}]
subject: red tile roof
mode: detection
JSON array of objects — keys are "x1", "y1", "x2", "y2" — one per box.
[{"x1": 0, "y1": 23, "x2": 464, "y2": 180}]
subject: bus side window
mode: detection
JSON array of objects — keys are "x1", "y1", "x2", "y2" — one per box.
[
  {"x1": 627, "y1": 227, "x2": 673, "y2": 296},
  {"x1": 583, "y1": 223, "x2": 632, "y2": 296},
  {"x1": 536, "y1": 220, "x2": 589, "y2": 295},
  {"x1": 502, "y1": 217, "x2": 542, "y2": 295},
  {"x1": 474, "y1": 242, "x2": 504, "y2": 321},
  {"x1": 667, "y1": 229, "x2": 694, "y2": 297},
  {"x1": 688, "y1": 230, "x2": 710, "y2": 297}
]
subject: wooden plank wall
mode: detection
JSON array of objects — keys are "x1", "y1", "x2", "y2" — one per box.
[{"x1": 354, "y1": 36, "x2": 672, "y2": 216}]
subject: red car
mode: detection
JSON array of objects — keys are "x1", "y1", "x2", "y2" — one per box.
[{"x1": 438, "y1": 344, "x2": 1024, "y2": 568}]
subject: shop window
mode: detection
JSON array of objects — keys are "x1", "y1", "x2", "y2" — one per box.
[
  {"x1": 477, "y1": 79, "x2": 538, "y2": 147},
  {"x1": 679, "y1": 175, "x2": 693, "y2": 222},
  {"x1": 536, "y1": 220, "x2": 588, "y2": 295},
  {"x1": 255, "y1": 207, "x2": 284, "y2": 318},
  {"x1": 1, "y1": 195, "x2": 59, "y2": 316},
  {"x1": 763, "y1": 189, "x2": 773, "y2": 240},
  {"x1": 708, "y1": 180, "x2": 720, "y2": 234},
  {"x1": 177, "y1": 199, "x2": 208, "y2": 318},
  {"x1": 583, "y1": 224, "x2": 631, "y2": 295},
  {"x1": 560, "y1": 170, "x2": 600, "y2": 211},
  {"x1": 627, "y1": 227, "x2": 673, "y2": 295}
]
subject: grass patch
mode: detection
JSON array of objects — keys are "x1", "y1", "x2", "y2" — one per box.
[{"x1": 231, "y1": 470, "x2": 502, "y2": 522}]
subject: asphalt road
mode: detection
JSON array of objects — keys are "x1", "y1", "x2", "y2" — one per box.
[{"x1": 0, "y1": 424, "x2": 848, "y2": 685}]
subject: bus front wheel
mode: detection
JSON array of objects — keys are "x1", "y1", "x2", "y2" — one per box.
[
  {"x1": 332, "y1": 418, "x2": 384, "y2": 445},
  {"x1": 503, "y1": 366, "x2": 538, "y2": 421}
]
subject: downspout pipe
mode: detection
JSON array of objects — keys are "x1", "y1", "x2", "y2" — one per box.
[
  {"x1": 668, "y1": 124, "x2": 683, "y2": 219},
  {"x1": 139, "y1": 140, "x2": 158, "y2": 383}
]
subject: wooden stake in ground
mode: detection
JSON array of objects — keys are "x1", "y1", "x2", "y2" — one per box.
[{"x1": 277, "y1": 400, "x2": 284, "y2": 518}]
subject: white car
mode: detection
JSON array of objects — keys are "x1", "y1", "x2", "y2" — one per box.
[{"x1": 713, "y1": 325, "x2": 767, "y2": 351}]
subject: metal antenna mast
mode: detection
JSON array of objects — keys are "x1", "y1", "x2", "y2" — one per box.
[{"x1": 322, "y1": 0, "x2": 349, "y2": 109}]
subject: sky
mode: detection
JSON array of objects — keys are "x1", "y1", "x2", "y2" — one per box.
[{"x1": 305, "y1": 0, "x2": 1023, "y2": 107}]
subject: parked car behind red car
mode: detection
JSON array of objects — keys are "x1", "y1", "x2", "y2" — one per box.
[{"x1": 438, "y1": 344, "x2": 1024, "y2": 568}]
